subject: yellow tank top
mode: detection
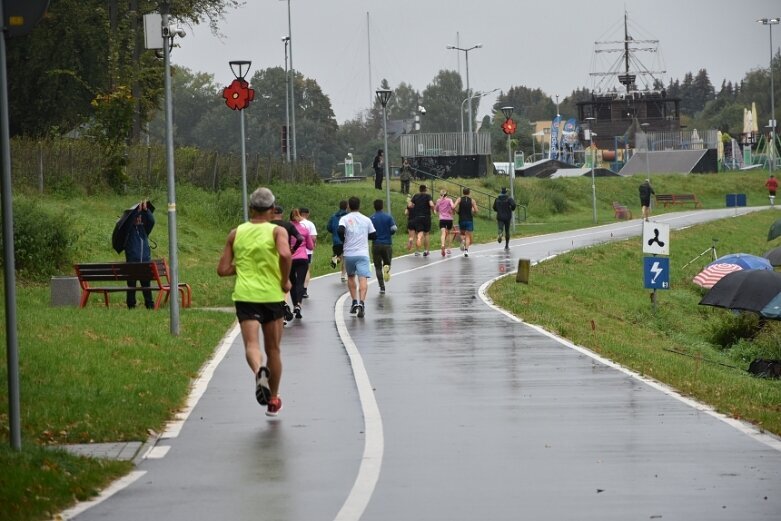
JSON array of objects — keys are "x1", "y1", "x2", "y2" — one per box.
[{"x1": 231, "y1": 221, "x2": 284, "y2": 303}]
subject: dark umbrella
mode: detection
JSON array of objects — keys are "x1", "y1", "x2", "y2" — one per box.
[
  {"x1": 112, "y1": 201, "x2": 154, "y2": 254},
  {"x1": 699, "y1": 270, "x2": 781, "y2": 314},
  {"x1": 764, "y1": 246, "x2": 781, "y2": 267},
  {"x1": 768, "y1": 218, "x2": 781, "y2": 241}
]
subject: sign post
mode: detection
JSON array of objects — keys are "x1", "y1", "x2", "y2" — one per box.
[{"x1": 642, "y1": 222, "x2": 671, "y2": 314}]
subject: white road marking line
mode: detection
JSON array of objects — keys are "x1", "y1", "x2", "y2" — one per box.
[
  {"x1": 161, "y1": 325, "x2": 240, "y2": 439},
  {"x1": 146, "y1": 445, "x2": 171, "y2": 459},
  {"x1": 477, "y1": 275, "x2": 781, "y2": 453},
  {"x1": 54, "y1": 470, "x2": 146, "y2": 520},
  {"x1": 332, "y1": 293, "x2": 384, "y2": 521}
]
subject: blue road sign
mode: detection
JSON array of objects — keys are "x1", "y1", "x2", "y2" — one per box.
[{"x1": 644, "y1": 257, "x2": 670, "y2": 289}]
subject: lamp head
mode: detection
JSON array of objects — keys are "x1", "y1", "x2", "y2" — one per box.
[
  {"x1": 501, "y1": 106, "x2": 514, "y2": 119},
  {"x1": 376, "y1": 88, "x2": 393, "y2": 107}
]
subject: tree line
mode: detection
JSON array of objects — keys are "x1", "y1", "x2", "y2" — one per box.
[{"x1": 7, "y1": 1, "x2": 781, "y2": 186}]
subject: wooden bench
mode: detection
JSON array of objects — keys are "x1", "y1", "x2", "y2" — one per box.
[
  {"x1": 612, "y1": 201, "x2": 633, "y2": 220},
  {"x1": 654, "y1": 193, "x2": 702, "y2": 208},
  {"x1": 74, "y1": 259, "x2": 191, "y2": 309}
]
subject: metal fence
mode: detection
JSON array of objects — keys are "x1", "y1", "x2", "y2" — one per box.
[
  {"x1": 400, "y1": 132, "x2": 492, "y2": 157},
  {"x1": 637, "y1": 129, "x2": 719, "y2": 152},
  {"x1": 9, "y1": 138, "x2": 319, "y2": 193}
]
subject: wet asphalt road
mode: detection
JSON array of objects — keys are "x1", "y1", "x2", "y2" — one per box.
[{"x1": 68, "y1": 208, "x2": 781, "y2": 521}]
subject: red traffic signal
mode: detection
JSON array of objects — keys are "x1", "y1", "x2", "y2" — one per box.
[{"x1": 501, "y1": 118, "x2": 517, "y2": 135}]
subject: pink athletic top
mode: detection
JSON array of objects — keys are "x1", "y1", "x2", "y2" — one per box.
[
  {"x1": 291, "y1": 221, "x2": 313, "y2": 261},
  {"x1": 435, "y1": 197, "x2": 454, "y2": 220}
]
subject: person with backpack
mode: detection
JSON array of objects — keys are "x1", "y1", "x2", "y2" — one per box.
[{"x1": 493, "y1": 187, "x2": 517, "y2": 250}]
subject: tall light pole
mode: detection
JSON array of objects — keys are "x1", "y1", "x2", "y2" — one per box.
[
  {"x1": 585, "y1": 116, "x2": 598, "y2": 224},
  {"x1": 282, "y1": 36, "x2": 291, "y2": 163},
  {"x1": 377, "y1": 89, "x2": 393, "y2": 214},
  {"x1": 229, "y1": 60, "x2": 252, "y2": 222},
  {"x1": 758, "y1": 17, "x2": 779, "y2": 174},
  {"x1": 162, "y1": 4, "x2": 182, "y2": 336},
  {"x1": 281, "y1": 0, "x2": 296, "y2": 161},
  {"x1": 460, "y1": 88, "x2": 499, "y2": 135},
  {"x1": 501, "y1": 106, "x2": 516, "y2": 228},
  {"x1": 590, "y1": 132, "x2": 598, "y2": 224},
  {"x1": 447, "y1": 44, "x2": 482, "y2": 153}
]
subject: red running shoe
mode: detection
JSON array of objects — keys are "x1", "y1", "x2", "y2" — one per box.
[{"x1": 266, "y1": 396, "x2": 283, "y2": 417}]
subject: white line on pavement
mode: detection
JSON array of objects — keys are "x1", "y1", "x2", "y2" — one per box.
[
  {"x1": 332, "y1": 293, "x2": 385, "y2": 521},
  {"x1": 477, "y1": 274, "x2": 781, "y2": 453},
  {"x1": 55, "y1": 471, "x2": 147, "y2": 520}
]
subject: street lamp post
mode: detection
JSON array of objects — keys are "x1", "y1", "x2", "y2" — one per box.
[
  {"x1": 590, "y1": 132, "x2": 598, "y2": 224},
  {"x1": 282, "y1": 36, "x2": 290, "y2": 163},
  {"x1": 585, "y1": 116, "x2": 598, "y2": 224},
  {"x1": 280, "y1": 0, "x2": 296, "y2": 161},
  {"x1": 501, "y1": 106, "x2": 516, "y2": 229},
  {"x1": 229, "y1": 60, "x2": 252, "y2": 222},
  {"x1": 758, "y1": 17, "x2": 779, "y2": 174},
  {"x1": 447, "y1": 43, "x2": 482, "y2": 153},
  {"x1": 376, "y1": 89, "x2": 393, "y2": 214},
  {"x1": 459, "y1": 88, "x2": 498, "y2": 154}
]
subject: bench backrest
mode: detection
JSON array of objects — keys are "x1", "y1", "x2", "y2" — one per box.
[{"x1": 74, "y1": 262, "x2": 162, "y2": 285}]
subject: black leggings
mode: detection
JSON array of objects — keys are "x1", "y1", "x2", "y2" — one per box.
[
  {"x1": 497, "y1": 219, "x2": 511, "y2": 245},
  {"x1": 289, "y1": 259, "x2": 309, "y2": 305}
]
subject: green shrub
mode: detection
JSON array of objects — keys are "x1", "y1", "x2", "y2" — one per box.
[
  {"x1": 706, "y1": 311, "x2": 761, "y2": 349},
  {"x1": 0, "y1": 199, "x2": 78, "y2": 281}
]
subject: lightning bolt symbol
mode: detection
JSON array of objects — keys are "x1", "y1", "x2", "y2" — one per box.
[{"x1": 650, "y1": 262, "x2": 663, "y2": 283}]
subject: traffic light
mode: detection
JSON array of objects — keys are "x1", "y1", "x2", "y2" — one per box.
[
  {"x1": 281, "y1": 125, "x2": 288, "y2": 155},
  {"x1": 501, "y1": 118, "x2": 517, "y2": 135}
]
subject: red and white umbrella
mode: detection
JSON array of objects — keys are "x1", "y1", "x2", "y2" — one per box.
[{"x1": 692, "y1": 263, "x2": 743, "y2": 288}]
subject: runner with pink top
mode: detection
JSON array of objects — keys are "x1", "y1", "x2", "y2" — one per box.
[{"x1": 434, "y1": 189, "x2": 455, "y2": 256}]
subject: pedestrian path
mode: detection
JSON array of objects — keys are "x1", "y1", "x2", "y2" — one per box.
[{"x1": 63, "y1": 208, "x2": 781, "y2": 521}]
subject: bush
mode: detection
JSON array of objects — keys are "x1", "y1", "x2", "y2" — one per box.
[
  {"x1": 706, "y1": 311, "x2": 761, "y2": 349},
  {"x1": 0, "y1": 199, "x2": 78, "y2": 281}
]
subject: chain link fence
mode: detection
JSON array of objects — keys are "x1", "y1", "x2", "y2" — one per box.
[{"x1": 10, "y1": 138, "x2": 320, "y2": 193}]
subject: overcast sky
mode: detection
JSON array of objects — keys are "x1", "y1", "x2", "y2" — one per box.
[{"x1": 173, "y1": 0, "x2": 779, "y2": 125}]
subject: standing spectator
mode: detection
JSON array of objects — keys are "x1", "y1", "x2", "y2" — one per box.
[
  {"x1": 338, "y1": 196, "x2": 376, "y2": 318},
  {"x1": 272, "y1": 205, "x2": 303, "y2": 324},
  {"x1": 124, "y1": 200, "x2": 155, "y2": 309},
  {"x1": 434, "y1": 189, "x2": 455, "y2": 257},
  {"x1": 639, "y1": 178, "x2": 655, "y2": 221},
  {"x1": 326, "y1": 200, "x2": 349, "y2": 281},
  {"x1": 493, "y1": 187, "x2": 517, "y2": 250},
  {"x1": 288, "y1": 209, "x2": 314, "y2": 319},
  {"x1": 299, "y1": 207, "x2": 317, "y2": 298},
  {"x1": 370, "y1": 199, "x2": 397, "y2": 294},
  {"x1": 766, "y1": 174, "x2": 778, "y2": 208},
  {"x1": 408, "y1": 184, "x2": 435, "y2": 256},
  {"x1": 373, "y1": 149, "x2": 384, "y2": 190},
  {"x1": 217, "y1": 187, "x2": 292, "y2": 417},
  {"x1": 454, "y1": 187, "x2": 478, "y2": 257},
  {"x1": 399, "y1": 158, "x2": 413, "y2": 195}
]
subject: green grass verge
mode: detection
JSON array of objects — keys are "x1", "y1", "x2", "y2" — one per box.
[
  {"x1": 488, "y1": 209, "x2": 781, "y2": 434},
  {"x1": 1, "y1": 169, "x2": 778, "y2": 520}
]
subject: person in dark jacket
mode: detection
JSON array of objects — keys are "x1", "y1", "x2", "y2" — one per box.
[
  {"x1": 492, "y1": 187, "x2": 517, "y2": 250},
  {"x1": 638, "y1": 178, "x2": 655, "y2": 221},
  {"x1": 373, "y1": 149, "x2": 384, "y2": 190},
  {"x1": 326, "y1": 200, "x2": 349, "y2": 281},
  {"x1": 124, "y1": 200, "x2": 155, "y2": 309}
]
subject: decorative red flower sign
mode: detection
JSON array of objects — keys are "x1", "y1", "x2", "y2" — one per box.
[
  {"x1": 501, "y1": 118, "x2": 517, "y2": 135},
  {"x1": 222, "y1": 78, "x2": 255, "y2": 110}
]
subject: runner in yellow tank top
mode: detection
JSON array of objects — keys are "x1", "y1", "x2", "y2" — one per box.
[{"x1": 218, "y1": 187, "x2": 292, "y2": 417}]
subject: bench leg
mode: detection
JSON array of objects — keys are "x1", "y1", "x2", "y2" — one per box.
[
  {"x1": 103, "y1": 292, "x2": 110, "y2": 307},
  {"x1": 79, "y1": 290, "x2": 90, "y2": 308}
]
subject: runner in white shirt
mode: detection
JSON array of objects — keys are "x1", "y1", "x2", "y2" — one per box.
[
  {"x1": 338, "y1": 197, "x2": 376, "y2": 318},
  {"x1": 299, "y1": 208, "x2": 317, "y2": 298}
]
